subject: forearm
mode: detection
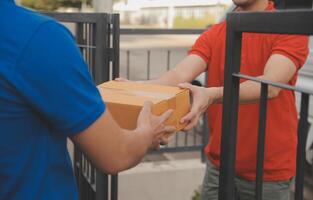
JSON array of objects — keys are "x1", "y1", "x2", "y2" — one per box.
[
  {"x1": 238, "y1": 76, "x2": 280, "y2": 103},
  {"x1": 71, "y1": 112, "x2": 151, "y2": 174},
  {"x1": 116, "y1": 129, "x2": 152, "y2": 171},
  {"x1": 209, "y1": 76, "x2": 280, "y2": 105},
  {"x1": 145, "y1": 69, "x2": 190, "y2": 86},
  {"x1": 145, "y1": 54, "x2": 207, "y2": 86}
]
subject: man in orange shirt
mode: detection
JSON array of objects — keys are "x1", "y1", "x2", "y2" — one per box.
[{"x1": 119, "y1": 0, "x2": 309, "y2": 199}]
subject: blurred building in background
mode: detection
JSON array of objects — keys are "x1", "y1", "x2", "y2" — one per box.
[{"x1": 113, "y1": 0, "x2": 232, "y2": 28}]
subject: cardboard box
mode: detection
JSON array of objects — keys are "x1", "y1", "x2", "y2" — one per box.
[{"x1": 97, "y1": 81, "x2": 190, "y2": 131}]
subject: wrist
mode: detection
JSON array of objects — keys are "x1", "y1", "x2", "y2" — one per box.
[
  {"x1": 206, "y1": 87, "x2": 223, "y2": 104},
  {"x1": 132, "y1": 127, "x2": 153, "y2": 148}
]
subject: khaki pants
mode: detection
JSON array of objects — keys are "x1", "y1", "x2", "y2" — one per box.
[{"x1": 200, "y1": 160, "x2": 292, "y2": 200}]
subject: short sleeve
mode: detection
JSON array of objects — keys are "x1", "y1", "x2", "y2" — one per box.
[
  {"x1": 13, "y1": 20, "x2": 105, "y2": 136},
  {"x1": 271, "y1": 34, "x2": 309, "y2": 69},
  {"x1": 188, "y1": 28, "x2": 215, "y2": 64}
]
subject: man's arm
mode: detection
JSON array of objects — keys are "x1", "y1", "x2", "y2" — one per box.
[
  {"x1": 71, "y1": 102, "x2": 175, "y2": 174},
  {"x1": 14, "y1": 21, "x2": 176, "y2": 175},
  {"x1": 179, "y1": 54, "x2": 298, "y2": 129},
  {"x1": 117, "y1": 54, "x2": 207, "y2": 86},
  {"x1": 213, "y1": 53, "x2": 297, "y2": 103}
]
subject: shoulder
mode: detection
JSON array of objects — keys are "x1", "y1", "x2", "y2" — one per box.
[
  {"x1": 14, "y1": 8, "x2": 73, "y2": 60},
  {"x1": 201, "y1": 21, "x2": 226, "y2": 38},
  {"x1": 15, "y1": 5, "x2": 71, "y2": 40},
  {"x1": 1, "y1": 4, "x2": 71, "y2": 60}
]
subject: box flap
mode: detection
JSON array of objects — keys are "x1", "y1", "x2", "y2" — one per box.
[
  {"x1": 98, "y1": 81, "x2": 187, "y2": 106},
  {"x1": 98, "y1": 81, "x2": 185, "y2": 94}
]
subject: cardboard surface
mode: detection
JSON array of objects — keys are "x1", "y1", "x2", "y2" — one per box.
[{"x1": 97, "y1": 81, "x2": 190, "y2": 131}]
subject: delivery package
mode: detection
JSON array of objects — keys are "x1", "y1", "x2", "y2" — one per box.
[{"x1": 97, "y1": 81, "x2": 190, "y2": 132}]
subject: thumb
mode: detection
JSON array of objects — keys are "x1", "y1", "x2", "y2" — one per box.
[
  {"x1": 159, "y1": 109, "x2": 174, "y2": 123},
  {"x1": 138, "y1": 101, "x2": 153, "y2": 123}
]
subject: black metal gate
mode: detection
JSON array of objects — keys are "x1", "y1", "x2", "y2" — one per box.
[
  {"x1": 219, "y1": 3, "x2": 313, "y2": 200},
  {"x1": 42, "y1": 12, "x2": 120, "y2": 200}
]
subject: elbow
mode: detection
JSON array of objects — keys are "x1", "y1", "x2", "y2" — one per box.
[
  {"x1": 102, "y1": 166, "x2": 120, "y2": 175},
  {"x1": 101, "y1": 167, "x2": 119, "y2": 175},
  {"x1": 97, "y1": 149, "x2": 138, "y2": 174},
  {"x1": 97, "y1": 159, "x2": 128, "y2": 175},
  {"x1": 267, "y1": 87, "x2": 281, "y2": 99}
]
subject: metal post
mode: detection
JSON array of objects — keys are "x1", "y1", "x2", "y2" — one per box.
[
  {"x1": 111, "y1": 175, "x2": 118, "y2": 200},
  {"x1": 167, "y1": 50, "x2": 171, "y2": 70},
  {"x1": 218, "y1": 15, "x2": 242, "y2": 200},
  {"x1": 201, "y1": 72, "x2": 210, "y2": 163},
  {"x1": 112, "y1": 14, "x2": 120, "y2": 79},
  {"x1": 96, "y1": 171, "x2": 108, "y2": 200},
  {"x1": 295, "y1": 93, "x2": 310, "y2": 200},
  {"x1": 255, "y1": 83, "x2": 269, "y2": 200},
  {"x1": 94, "y1": 14, "x2": 109, "y2": 84}
]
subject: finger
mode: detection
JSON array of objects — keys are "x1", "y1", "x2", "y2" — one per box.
[
  {"x1": 180, "y1": 108, "x2": 198, "y2": 123},
  {"x1": 183, "y1": 116, "x2": 199, "y2": 131},
  {"x1": 142, "y1": 101, "x2": 153, "y2": 114},
  {"x1": 178, "y1": 82, "x2": 194, "y2": 90},
  {"x1": 183, "y1": 122, "x2": 195, "y2": 131},
  {"x1": 163, "y1": 126, "x2": 176, "y2": 133},
  {"x1": 160, "y1": 138, "x2": 169, "y2": 146},
  {"x1": 115, "y1": 77, "x2": 130, "y2": 82},
  {"x1": 159, "y1": 109, "x2": 174, "y2": 123}
]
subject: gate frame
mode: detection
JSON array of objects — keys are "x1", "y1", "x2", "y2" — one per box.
[{"x1": 219, "y1": 9, "x2": 313, "y2": 200}]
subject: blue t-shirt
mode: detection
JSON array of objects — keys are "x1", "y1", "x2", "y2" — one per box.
[{"x1": 0, "y1": 0, "x2": 106, "y2": 199}]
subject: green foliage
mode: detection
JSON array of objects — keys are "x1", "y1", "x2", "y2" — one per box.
[
  {"x1": 173, "y1": 15, "x2": 216, "y2": 29},
  {"x1": 192, "y1": 186, "x2": 201, "y2": 200},
  {"x1": 20, "y1": 0, "x2": 92, "y2": 11}
]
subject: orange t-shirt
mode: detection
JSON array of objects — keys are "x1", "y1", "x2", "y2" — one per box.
[{"x1": 189, "y1": 1, "x2": 309, "y2": 181}]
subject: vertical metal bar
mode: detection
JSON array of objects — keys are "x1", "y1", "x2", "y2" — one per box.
[
  {"x1": 88, "y1": 23, "x2": 92, "y2": 75},
  {"x1": 94, "y1": 14, "x2": 110, "y2": 200},
  {"x1": 83, "y1": 155, "x2": 86, "y2": 175},
  {"x1": 74, "y1": 145, "x2": 79, "y2": 181},
  {"x1": 91, "y1": 167, "x2": 95, "y2": 184},
  {"x1": 175, "y1": 133, "x2": 179, "y2": 147},
  {"x1": 76, "y1": 23, "x2": 84, "y2": 51},
  {"x1": 126, "y1": 50, "x2": 130, "y2": 79},
  {"x1": 94, "y1": 14, "x2": 109, "y2": 84},
  {"x1": 83, "y1": 23, "x2": 87, "y2": 68},
  {"x1": 147, "y1": 50, "x2": 151, "y2": 80},
  {"x1": 92, "y1": 23, "x2": 96, "y2": 80},
  {"x1": 111, "y1": 175, "x2": 118, "y2": 200},
  {"x1": 184, "y1": 131, "x2": 188, "y2": 146},
  {"x1": 202, "y1": 72, "x2": 209, "y2": 163},
  {"x1": 255, "y1": 83, "x2": 269, "y2": 200},
  {"x1": 201, "y1": 113, "x2": 209, "y2": 162},
  {"x1": 96, "y1": 171, "x2": 108, "y2": 200},
  {"x1": 86, "y1": 160, "x2": 90, "y2": 184},
  {"x1": 78, "y1": 151, "x2": 84, "y2": 200},
  {"x1": 218, "y1": 16, "x2": 242, "y2": 200},
  {"x1": 295, "y1": 93, "x2": 310, "y2": 200},
  {"x1": 167, "y1": 50, "x2": 171, "y2": 70},
  {"x1": 112, "y1": 14, "x2": 120, "y2": 79},
  {"x1": 193, "y1": 126, "x2": 197, "y2": 145}
]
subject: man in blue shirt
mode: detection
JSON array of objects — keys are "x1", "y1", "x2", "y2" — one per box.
[{"x1": 0, "y1": 0, "x2": 175, "y2": 199}]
